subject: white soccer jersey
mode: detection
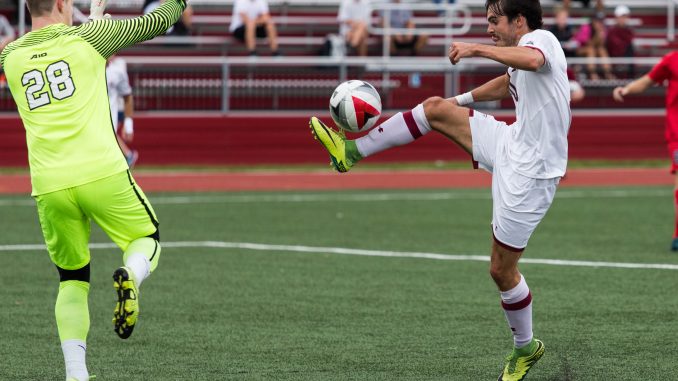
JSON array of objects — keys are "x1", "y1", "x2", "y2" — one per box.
[
  {"x1": 338, "y1": 0, "x2": 372, "y2": 36},
  {"x1": 229, "y1": 0, "x2": 270, "y2": 32},
  {"x1": 506, "y1": 29, "x2": 571, "y2": 179},
  {"x1": 106, "y1": 57, "x2": 132, "y2": 127}
]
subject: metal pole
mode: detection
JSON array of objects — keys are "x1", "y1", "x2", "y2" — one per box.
[
  {"x1": 339, "y1": 60, "x2": 347, "y2": 82},
  {"x1": 221, "y1": 62, "x2": 230, "y2": 113},
  {"x1": 382, "y1": 10, "x2": 390, "y2": 60},
  {"x1": 19, "y1": 0, "x2": 26, "y2": 36},
  {"x1": 669, "y1": 0, "x2": 676, "y2": 42}
]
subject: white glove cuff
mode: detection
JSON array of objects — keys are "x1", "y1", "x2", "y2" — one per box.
[
  {"x1": 454, "y1": 92, "x2": 474, "y2": 106},
  {"x1": 123, "y1": 117, "x2": 134, "y2": 134}
]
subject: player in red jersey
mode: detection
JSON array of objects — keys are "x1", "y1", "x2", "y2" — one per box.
[{"x1": 613, "y1": 51, "x2": 678, "y2": 251}]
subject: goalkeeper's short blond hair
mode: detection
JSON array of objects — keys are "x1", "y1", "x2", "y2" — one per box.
[{"x1": 26, "y1": 0, "x2": 57, "y2": 16}]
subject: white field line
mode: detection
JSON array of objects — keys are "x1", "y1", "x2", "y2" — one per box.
[
  {"x1": 0, "y1": 188, "x2": 670, "y2": 206},
  {"x1": 1, "y1": 240, "x2": 678, "y2": 271}
]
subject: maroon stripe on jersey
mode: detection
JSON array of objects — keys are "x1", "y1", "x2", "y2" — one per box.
[
  {"x1": 493, "y1": 232, "x2": 525, "y2": 252},
  {"x1": 469, "y1": 109, "x2": 477, "y2": 169},
  {"x1": 402, "y1": 110, "x2": 422, "y2": 139},
  {"x1": 502, "y1": 292, "x2": 532, "y2": 311},
  {"x1": 525, "y1": 46, "x2": 546, "y2": 67}
]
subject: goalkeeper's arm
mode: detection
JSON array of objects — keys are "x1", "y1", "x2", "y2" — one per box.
[{"x1": 76, "y1": 0, "x2": 187, "y2": 59}]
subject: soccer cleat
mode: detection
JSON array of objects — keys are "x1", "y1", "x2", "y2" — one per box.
[
  {"x1": 112, "y1": 267, "x2": 139, "y2": 339},
  {"x1": 498, "y1": 339, "x2": 545, "y2": 381},
  {"x1": 309, "y1": 116, "x2": 352, "y2": 173},
  {"x1": 671, "y1": 238, "x2": 678, "y2": 251}
]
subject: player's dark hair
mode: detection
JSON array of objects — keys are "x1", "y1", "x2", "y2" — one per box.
[
  {"x1": 485, "y1": 0, "x2": 543, "y2": 30},
  {"x1": 26, "y1": 0, "x2": 56, "y2": 16}
]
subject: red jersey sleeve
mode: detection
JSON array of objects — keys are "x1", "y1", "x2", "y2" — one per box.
[{"x1": 648, "y1": 53, "x2": 674, "y2": 83}]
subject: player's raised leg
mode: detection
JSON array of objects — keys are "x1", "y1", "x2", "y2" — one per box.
[
  {"x1": 77, "y1": 171, "x2": 161, "y2": 339},
  {"x1": 309, "y1": 98, "x2": 472, "y2": 172},
  {"x1": 113, "y1": 236, "x2": 160, "y2": 339}
]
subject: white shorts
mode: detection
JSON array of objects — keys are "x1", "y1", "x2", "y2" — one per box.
[{"x1": 469, "y1": 109, "x2": 560, "y2": 251}]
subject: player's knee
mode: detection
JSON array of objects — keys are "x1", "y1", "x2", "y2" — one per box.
[
  {"x1": 56, "y1": 263, "x2": 90, "y2": 283},
  {"x1": 423, "y1": 96, "x2": 458, "y2": 129},
  {"x1": 423, "y1": 96, "x2": 445, "y2": 114}
]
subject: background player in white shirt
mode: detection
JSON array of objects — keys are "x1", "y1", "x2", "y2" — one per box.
[
  {"x1": 338, "y1": 0, "x2": 372, "y2": 57},
  {"x1": 309, "y1": 1, "x2": 570, "y2": 379},
  {"x1": 106, "y1": 56, "x2": 138, "y2": 166},
  {"x1": 229, "y1": 0, "x2": 280, "y2": 56}
]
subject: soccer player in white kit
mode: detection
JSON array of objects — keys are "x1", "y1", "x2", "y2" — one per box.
[
  {"x1": 309, "y1": 1, "x2": 570, "y2": 379},
  {"x1": 106, "y1": 55, "x2": 138, "y2": 166}
]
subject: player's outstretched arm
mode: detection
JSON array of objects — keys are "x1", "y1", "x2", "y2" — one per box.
[
  {"x1": 75, "y1": 0, "x2": 187, "y2": 59},
  {"x1": 449, "y1": 42, "x2": 544, "y2": 72},
  {"x1": 613, "y1": 75, "x2": 654, "y2": 102},
  {"x1": 448, "y1": 74, "x2": 510, "y2": 105}
]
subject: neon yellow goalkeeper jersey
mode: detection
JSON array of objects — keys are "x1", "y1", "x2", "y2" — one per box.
[{"x1": 0, "y1": 0, "x2": 185, "y2": 195}]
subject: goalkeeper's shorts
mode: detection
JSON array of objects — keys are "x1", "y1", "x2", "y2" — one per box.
[{"x1": 35, "y1": 170, "x2": 159, "y2": 270}]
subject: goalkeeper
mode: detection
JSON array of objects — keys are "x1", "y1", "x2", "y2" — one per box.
[{"x1": 0, "y1": 0, "x2": 186, "y2": 380}]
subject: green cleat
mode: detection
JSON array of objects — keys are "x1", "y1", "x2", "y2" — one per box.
[
  {"x1": 112, "y1": 267, "x2": 139, "y2": 339},
  {"x1": 498, "y1": 339, "x2": 545, "y2": 381},
  {"x1": 671, "y1": 237, "x2": 678, "y2": 251},
  {"x1": 309, "y1": 116, "x2": 353, "y2": 173}
]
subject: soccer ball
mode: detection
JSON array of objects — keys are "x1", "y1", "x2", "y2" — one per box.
[{"x1": 329, "y1": 80, "x2": 382, "y2": 133}]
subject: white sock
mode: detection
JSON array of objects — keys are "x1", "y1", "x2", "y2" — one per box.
[
  {"x1": 61, "y1": 339, "x2": 88, "y2": 381},
  {"x1": 124, "y1": 252, "x2": 151, "y2": 287},
  {"x1": 500, "y1": 274, "x2": 533, "y2": 348},
  {"x1": 355, "y1": 103, "x2": 432, "y2": 158}
]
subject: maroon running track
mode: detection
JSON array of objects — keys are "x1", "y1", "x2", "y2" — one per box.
[{"x1": 0, "y1": 167, "x2": 672, "y2": 195}]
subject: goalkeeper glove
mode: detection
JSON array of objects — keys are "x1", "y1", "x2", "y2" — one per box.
[{"x1": 88, "y1": 0, "x2": 111, "y2": 20}]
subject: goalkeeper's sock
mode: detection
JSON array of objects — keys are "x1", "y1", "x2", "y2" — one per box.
[
  {"x1": 355, "y1": 103, "x2": 431, "y2": 158},
  {"x1": 123, "y1": 237, "x2": 161, "y2": 287},
  {"x1": 62, "y1": 340, "x2": 89, "y2": 381},
  {"x1": 56, "y1": 281, "x2": 90, "y2": 381}
]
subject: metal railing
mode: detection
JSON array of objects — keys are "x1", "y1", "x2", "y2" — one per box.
[
  {"x1": 119, "y1": 56, "x2": 664, "y2": 113},
  {"x1": 0, "y1": 55, "x2": 665, "y2": 113},
  {"x1": 370, "y1": 2, "x2": 472, "y2": 56}
]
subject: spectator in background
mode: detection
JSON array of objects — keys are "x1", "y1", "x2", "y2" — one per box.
[
  {"x1": 613, "y1": 52, "x2": 678, "y2": 250},
  {"x1": 575, "y1": 12, "x2": 614, "y2": 80},
  {"x1": 606, "y1": 5, "x2": 634, "y2": 77},
  {"x1": 548, "y1": 6, "x2": 577, "y2": 57},
  {"x1": 107, "y1": 56, "x2": 138, "y2": 167},
  {"x1": 143, "y1": 0, "x2": 193, "y2": 35},
  {"x1": 381, "y1": 0, "x2": 428, "y2": 56},
  {"x1": 338, "y1": 0, "x2": 371, "y2": 56},
  {"x1": 0, "y1": 14, "x2": 16, "y2": 51},
  {"x1": 568, "y1": 68, "x2": 585, "y2": 103},
  {"x1": 556, "y1": 0, "x2": 604, "y2": 12},
  {"x1": 229, "y1": 0, "x2": 280, "y2": 56}
]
